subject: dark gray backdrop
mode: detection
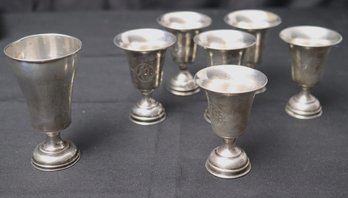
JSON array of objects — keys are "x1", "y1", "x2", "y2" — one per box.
[{"x1": 1, "y1": 0, "x2": 348, "y2": 12}]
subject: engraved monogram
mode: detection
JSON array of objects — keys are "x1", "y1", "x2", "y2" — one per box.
[{"x1": 135, "y1": 63, "x2": 155, "y2": 82}]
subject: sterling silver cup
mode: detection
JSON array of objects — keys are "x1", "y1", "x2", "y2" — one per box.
[
  {"x1": 280, "y1": 26, "x2": 342, "y2": 119},
  {"x1": 114, "y1": 28, "x2": 176, "y2": 125},
  {"x1": 4, "y1": 33, "x2": 82, "y2": 171},
  {"x1": 224, "y1": 9, "x2": 281, "y2": 68},
  {"x1": 195, "y1": 65, "x2": 267, "y2": 179},
  {"x1": 157, "y1": 11, "x2": 212, "y2": 96},
  {"x1": 194, "y1": 29, "x2": 256, "y2": 123}
]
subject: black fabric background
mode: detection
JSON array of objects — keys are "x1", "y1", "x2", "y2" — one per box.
[
  {"x1": 0, "y1": 9, "x2": 347, "y2": 198},
  {"x1": 1, "y1": 0, "x2": 348, "y2": 12}
]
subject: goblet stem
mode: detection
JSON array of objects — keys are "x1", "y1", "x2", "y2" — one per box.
[
  {"x1": 139, "y1": 90, "x2": 155, "y2": 107},
  {"x1": 216, "y1": 138, "x2": 239, "y2": 157},
  {"x1": 42, "y1": 132, "x2": 66, "y2": 152},
  {"x1": 179, "y1": 63, "x2": 188, "y2": 70},
  {"x1": 216, "y1": 139, "x2": 244, "y2": 158},
  {"x1": 299, "y1": 87, "x2": 311, "y2": 99}
]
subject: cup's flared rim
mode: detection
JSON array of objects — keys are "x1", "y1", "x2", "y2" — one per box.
[
  {"x1": 224, "y1": 9, "x2": 281, "y2": 30},
  {"x1": 114, "y1": 28, "x2": 176, "y2": 52},
  {"x1": 194, "y1": 29, "x2": 256, "y2": 50},
  {"x1": 194, "y1": 65, "x2": 268, "y2": 95},
  {"x1": 279, "y1": 25, "x2": 342, "y2": 47},
  {"x1": 157, "y1": 11, "x2": 212, "y2": 31},
  {"x1": 4, "y1": 33, "x2": 82, "y2": 63}
]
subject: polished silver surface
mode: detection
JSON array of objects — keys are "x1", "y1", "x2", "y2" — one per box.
[
  {"x1": 4, "y1": 33, "x2": 81, "y2": 171},
  {"x1": 158, "y1": 11, "x2": 212, "y2": 96},
  {"x1": 194, "y1": 29, "x2": 256, "y2": 122},
  {"x1": 194, "y1": 29, "x2": 255, "y2": 66},
  {"x1": 114, "y1": 28, "x2": 176, "y2": 125},
  {"x1": 195, "y1": 65, "x2": 267, "y2": 179},
  {"x1": 280, "y1": 26, "x2": 342, "y2": 119},
  {"x1": 225, "y1": 9, "x2": 281, "y2": 68}
]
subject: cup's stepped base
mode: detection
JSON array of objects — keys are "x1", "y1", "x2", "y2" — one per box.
[
  {"x1": 31, "y1": 140, "x2": 80, "y2": 171},
  {"x1": 130, "y1": 112, "x2": 166, "y2": 125},
  {"x1": 286, "y1": 91, "x2": 322, "y2": 119},
  {"x1": 205, "y1": 144, "x2": 251, "y2": 179},
  {"x1": 130, "y1": 96, "x2": 166, "y2": 125},
  {"x1": 285, "y1": 104, "x2": 322, "y2": 119},
  {"x1": 168, "y1": 87, "x2": 200, "y2": 96},
  {"x1": 168, "y1": 70, "x2": 200, "y2": 96}
]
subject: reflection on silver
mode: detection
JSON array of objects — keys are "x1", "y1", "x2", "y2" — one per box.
[
  {"x1": 280, "y1": 26, "x2": 342, "y2": 119},
  {"x1": 195, "y1": 65, "x2": 267, "y2": 179},
  {"x1": 194, "y1": 29, "x2": 256, "y2": 123},
  {"x1": 4, "y1": 33, "x2": 82, "y2": 171},
  {"x1": 224, "y1": 9, "x2": 281, "y2": 68},
  {"x1": 158, "y1": 11, "x2": 212, "y2": 96},
  {"x1": 114, "y1": 28, "x2": 176, "y2": 125}
]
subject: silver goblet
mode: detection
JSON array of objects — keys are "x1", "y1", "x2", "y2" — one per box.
[
  {"x1": 194, "y1": 29, "x2": 256, "y2": 123},
  {"x1": 4, "y1": 34, "x2": 82, "y2": 171},
  {"x1": 224, "y1": 9, "x2": 281, "y2": 68},
  {"x1": 157, "y1": 11, "x2": 212, "y2": 96},
  {"x1": 195, "y1": 65, "x2": 267, "y2": 179},
  {"x1": 114, "y1": 28, "x2": 176, "y2": 125},
  {"x1": 280, "y1": 26, "x2": 342, "y2": 119}
]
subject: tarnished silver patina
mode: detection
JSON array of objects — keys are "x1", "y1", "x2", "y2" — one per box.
[
  {"x1": 157, "y1": 11, "x2": 211, "y2": 96},
  {"x1": 114, "y1": 28, "x2": 176, "y2": 125},
  {"x1": 225, "y1": 10, "x2": 281, "y2": 94},
  {"x1": 194, "y1": 30, "x2": 256, "y2": 123},
  {"x1": 224, "y1": 9, "x2": 281, "y2": 68},
  {"x1": 195, "y1": 65, "x2": 267, "y2": 179},
  {"x1": 280, "y1": 26, "x2": 342, "y2": 119},
  {"x1": 4, "y1": 34, "x2": 82, "y2": 171}
]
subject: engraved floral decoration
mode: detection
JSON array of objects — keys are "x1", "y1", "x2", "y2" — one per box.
[{"x1": 208, "y1": 102, "x2": 224, "y2": 125}]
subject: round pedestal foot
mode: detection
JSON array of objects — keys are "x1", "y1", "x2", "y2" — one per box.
[
  {"x1": 130, "y1": 111, "x2": 166, "y2": 125},
  {"x1": 168, "y1": 70, "x2": 200, "y2": 96},
  {"x1": 285, "y1": 103, "x2": 322, "y2": 119},
  {"x1": 205, "y1": 142, "x2": 251, "y2": 179},
  {"x1": 168, "y1": 87, "x2": 200, "y2": 96},
  {"x1": 32, "y1": 140, "x2": 80, "y2": 171},
  {"x1": 130, "y1": 96, "x2": 166, "y2": 125},
  {"x1": 285, "y1": 89, "x2": 322, "y2": 119}
]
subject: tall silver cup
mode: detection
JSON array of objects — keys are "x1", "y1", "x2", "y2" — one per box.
[
  {"x1": 195, "y1": 65, "x2": 267, "y2": 179},
  {"x1": 157, "y1": 11, "x2": 212, "y2": 96},
  {"x1": 224, "y1": 9, "x2": 281, "y2": 68},
  {"x1": 114, "y1": 28, "x2": 176, "y2": 125},
  {"x1": 280, "y1": 26, "x2": 342, "y2": 119},
  {"x1": 225, "y1": 10, "x2": 281, "y2": 94},
  {"x1": 4, "y1": 34, "x2": 82, "y2": 171},
  {"x1": 194, "y1": 30, "x2": 256, "y2": 123}
]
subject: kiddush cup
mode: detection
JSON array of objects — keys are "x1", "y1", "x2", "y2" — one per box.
[
  {"x1": 224, "y1": 9, "x2": 281, "y2": 68},
  {"x1": 194, "y1": 29, "x2": 256, "y2": 66},
  {"x1": 194, "y1": 29, "x2": 256, "y2": 123},
  {"x1": 114, "y1": 28, "x2": 176, "y2": 125},
  {"x1": 4, "y1": 33, "x2": 82, "y2": 171},
  {"x1": 280, "y1": 26, "x2": 342, "y2": 119},
  {"x1": 157, "y1": 11, "x2": 212, "y2": 96},
  {"x1": 195, "y1": 65, "x2": 267, "y2": 179}
]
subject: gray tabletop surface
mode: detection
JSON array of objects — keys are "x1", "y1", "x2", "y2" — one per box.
[{"x1": 0, "y1": 8, "x2": 347, "y2": 198}]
